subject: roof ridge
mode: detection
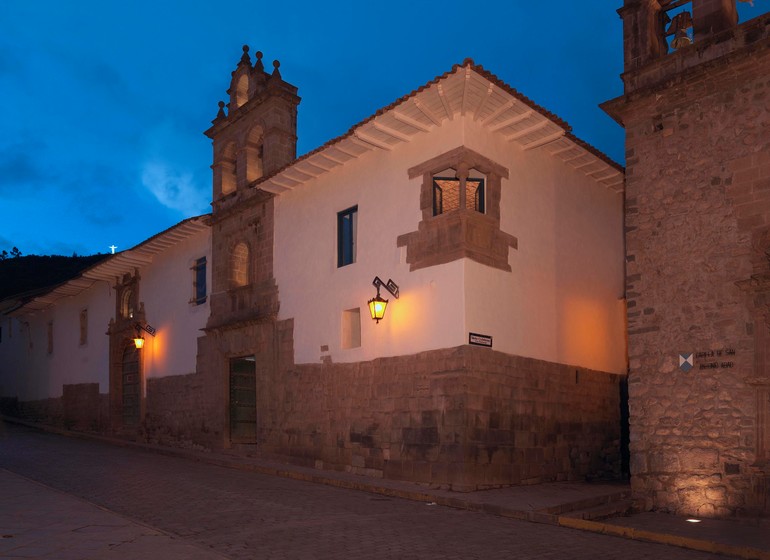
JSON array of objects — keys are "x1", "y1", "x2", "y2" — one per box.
[{"x1": 254, "y1": 59, "x2": 622, "y2": 189}]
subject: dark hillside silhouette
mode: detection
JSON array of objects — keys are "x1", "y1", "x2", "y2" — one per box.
[{"x1": 0, "y1": 254, "x2": 108, "y2": 301}]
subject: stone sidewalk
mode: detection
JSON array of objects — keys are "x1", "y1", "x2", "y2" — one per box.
[
  {"x1": 0, "y1": 469, "x2": 228, "y2": 559},
  {"x1": 4, "y1": 418, "x2": 770, "y2": 560}
]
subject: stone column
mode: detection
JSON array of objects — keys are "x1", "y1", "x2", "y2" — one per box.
[{"x1": 618, "y1": 0, "x2": 668, "y2": 76}]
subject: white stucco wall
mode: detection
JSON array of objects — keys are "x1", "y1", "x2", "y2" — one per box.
[
  {"x1": 462, "y1": 119, "x2": 626, "y2": 373},
  {"x1": 275, "y1": 119, "x2": 470, "y2": 364},
  {"x1": 0, "y1": 281, "x2": 113, "y2": 401},
  {"x1": 274, "y1": 116, "x2": 626, "y2": 372},
  {"x1": 0, "y1": 225, "x2": 211, "y2": 402},
  {"x1": 135, "y1": 227, "x2": 211, "y2": 380}
]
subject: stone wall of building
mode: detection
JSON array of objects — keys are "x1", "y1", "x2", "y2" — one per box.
[
  {"x1": 604, "y1": 9, "x2": 770, "y2": 516},
  {"x1": 145, "y1": 372, "x2": 211, "y2": 450},
  {"x1": 194, "y1": 303, "x2": 622, "y2": 489},
  {"x1": 8, "y1": 383, "x2": 108, "y2": 433},
  {"x1": 256, "y1": 345, "x2": 621, "y2": 490},
  {"x1": 62, "y1": 383, "x2": 105, "y2": 431}
]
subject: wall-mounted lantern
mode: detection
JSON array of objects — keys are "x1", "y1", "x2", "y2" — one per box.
[
  {"x1": 133, "y1": 322, "x2": 156, "y2": 349},
  {"x1": 368, "y1": 276, "x2": 399, "y2": 324}
]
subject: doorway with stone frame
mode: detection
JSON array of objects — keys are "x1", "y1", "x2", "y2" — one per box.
[
  {"x1": 108, "y1": 274, "x2": 147, "y2": 433},
  {"x1": 229, "y1": 356, "x2": 257, "y2": 444}
]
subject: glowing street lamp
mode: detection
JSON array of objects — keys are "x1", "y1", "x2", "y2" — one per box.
[
  {"x1": 133, "y1": 322, "x2": 156, "y2": 349},
  {"x1": 368, "y1": 277, "x2": 399, "y2": 324}
]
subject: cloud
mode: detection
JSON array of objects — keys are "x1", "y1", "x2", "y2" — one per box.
[
  {"x1": 141, "y1": 160, "x2": 208, "y2": 216},
  {"x1": 0, "y1": 141, "x2": 51, "y2": 196}
]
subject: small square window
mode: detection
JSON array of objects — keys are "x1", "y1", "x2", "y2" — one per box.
[
  {"x1": 192, "y1": 257, "x2": 207, "y2": 304},
  {"x1": 341, "y1": 308, "x2": 361, "y2": 349},
  {"x1": 432, "y1": 177, "x2": 485, "y2": 215},
  {"x1": 337, "y1": 206, "x2": 358, "y2": 268}
]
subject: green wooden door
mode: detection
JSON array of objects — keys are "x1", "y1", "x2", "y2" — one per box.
[
  {"x1": 229, "y1": 356, "x2": 256, "y2": 443},
  {"x1": 122, "y1": 346, "x2": 140, "y2": 427}
]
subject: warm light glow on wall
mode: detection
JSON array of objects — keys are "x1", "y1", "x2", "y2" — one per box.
[
  {"x1": 671, "y1": 474, "x2": 727, "y2": 518},
  {"x1": 143, "y1": 326, "x2": 168, "y2": 379},
  {"x1": 560, "y1": 297, "x2": 621, "y2": 372}
]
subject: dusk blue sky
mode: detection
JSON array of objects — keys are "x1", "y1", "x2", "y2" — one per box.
[{"x1": 1, "y1": 1, "x2": 763, "y2": 256}]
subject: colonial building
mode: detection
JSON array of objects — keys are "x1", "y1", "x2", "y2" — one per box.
[
  {"x1": 187, "y1": 52, "x2": 627, "y2": 490},
  {"x1": 0, "y1": 217, "x2": 210, "y2": 435},
  {"x1": 0, "y1": 53, "x2": 627, "y2": 491},
  {"x1": 603, "y1": 0, "x2": 770, "y2": 515}
]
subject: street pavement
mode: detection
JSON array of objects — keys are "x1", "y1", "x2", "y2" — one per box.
[{"x1": 0, "y1": 422, "x2": 761, "y2": 559}]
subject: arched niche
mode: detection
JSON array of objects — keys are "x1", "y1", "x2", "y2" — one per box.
[
  {"x1": 233, "y1": 73, "x2": 249, "y2": 109},
  {"x1": 217, "y1": 141, "x2": 236, "y2": 196},
  {"x1": 231, "y1": 242, "x2": 250, "y2": 287},
  {"x1": 244, "y1": 124, "x2": 264, "y2": 184}
]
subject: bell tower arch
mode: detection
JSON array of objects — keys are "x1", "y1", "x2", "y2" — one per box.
[{"x1": 207, "y1": 45, "x2": 299, "y2": 199}]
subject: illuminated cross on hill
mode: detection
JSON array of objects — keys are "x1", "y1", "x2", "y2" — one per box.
[{"x1": 109, "y1": 245, "x2": 117, "y2": 254}]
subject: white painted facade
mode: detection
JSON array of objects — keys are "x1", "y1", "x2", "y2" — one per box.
[
  {"x1": 274, "y1": 112, "x2": 625, "y2": 373},
  {"x1": 0, "y1": 217, "x2": 211, "y2": 402},
  {"x1": 135, "y1": 227, "x2": 211, "y2": 381},
  {"x1": 0, "y1": 283, "x2": 112, "y2": 400}
]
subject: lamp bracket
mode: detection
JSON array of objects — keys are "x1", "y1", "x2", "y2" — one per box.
[
  {"x1": 135, "y1": 322, "x2": 156, "y2": 336},
  {"x1": 372, "y1": 276, "x2": 399, "y2": 299}
]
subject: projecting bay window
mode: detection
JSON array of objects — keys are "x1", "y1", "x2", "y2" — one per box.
[
  {"x1": 432, "y1": 174, "x2": 485, "y2": 216},
  {"x1": 337, "y1": 206, "x2": 358, "y2": 268},
  {"x1": 397, "y1": 146, "x2": 517, "y2": 272}
]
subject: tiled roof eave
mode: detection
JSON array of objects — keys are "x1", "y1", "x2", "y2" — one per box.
[{"x1": 255, "y1": 60, "x2": 623, "y2": 195}]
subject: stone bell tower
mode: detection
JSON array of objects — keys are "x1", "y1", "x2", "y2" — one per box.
[
  {"x1": 603, "y1": 1, "x2": 770, "y2": 517},
  {"x1": 206, "y1": 45, "x2": 300, "y2": 200},
  {"x1": 196, "y1": 47, "x2": 300, "y2": 449}
]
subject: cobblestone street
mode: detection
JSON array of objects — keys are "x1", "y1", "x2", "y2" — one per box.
[{"x1": 0, "y1": 424, "x2": 725, "y2": 559}]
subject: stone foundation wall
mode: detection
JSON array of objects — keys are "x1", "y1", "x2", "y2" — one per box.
[
  {"x1": 62, "y1": 383, "x2": 105, "y2": 431},
  {"x1": 257, "y1": 345, "x2": 621, "y2": 490},
  {"x1": 145, "y1": 372, "x2": 211, "y2": 450},
  {"x1": 9, "y1": 383, "x2": 108, "y2": 433}
]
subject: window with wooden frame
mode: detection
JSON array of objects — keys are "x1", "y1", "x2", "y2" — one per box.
[
  {"x1": 432, "y1": 174, "x2": 485, "y2": 216},
  {"x1": 191, "y1": 257, "x2": 207, "y2": 305},
  {"x1": 337, "y1": 206, "x2": 358, "y2": 268}
]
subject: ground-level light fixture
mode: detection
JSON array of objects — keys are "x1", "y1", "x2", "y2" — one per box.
[
  {"x1": 368, "y1": 276, "x2": 399, "y2": 324},
  {"x1": 133, "y1": 322, "x2": 156, "y2": 349}
]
